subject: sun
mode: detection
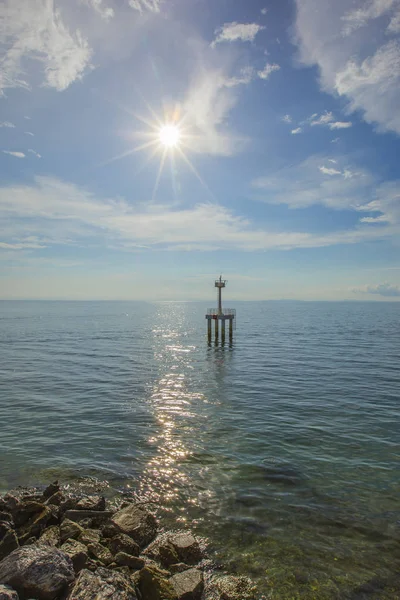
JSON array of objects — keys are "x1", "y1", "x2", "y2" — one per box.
[{"x1": 159, "y1": 124, "x2": 180, "y2": 148}]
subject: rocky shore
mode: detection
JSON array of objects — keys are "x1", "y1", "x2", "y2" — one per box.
[{"x1": 0, "y1": 482, "x2": 257, "y2": 600}]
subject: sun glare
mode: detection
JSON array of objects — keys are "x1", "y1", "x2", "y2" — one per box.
[{"x1": 159, "y1": 124, "x2": 180, "y2": 148}]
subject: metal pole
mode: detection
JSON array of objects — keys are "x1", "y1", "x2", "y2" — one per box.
[
  {"x1": 215, "y1": 317, "x2": 219, "y2": 342},
  {"x1": 218, "y1": 287, "x2": 222, "y2": 315},
  {"x1": 207, "y1": 318, "x2": 212, "y2": 342},
  {"x1": 229, "y1": 318, "x2": 233, "y2": 342},
  {"x1": 221, "y1": 319, "x2": 225, "y2": 344}
]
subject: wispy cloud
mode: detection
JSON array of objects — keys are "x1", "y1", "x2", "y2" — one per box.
[
  {"x1": 329, "y1": 121, "x2": 352, "y2": 130},
  {"x1": 3, "y1": 151, "x2": 25, "y2": 158},
  {"x1": 128, "y1": 0, "x2": 162, "y2": 12},
  {"x1": 319, "y1": 165, "x2": 341, "y2": 175},
  {"x1": 291, "y1": 127, "x2": 302, "y2": 134},
  {"x1": 295, "y1": 0, "x2": 400, "y2": 134},
  {"x1": 211, "y1": 22, "x2": 265, "y2": 47},
  {"x1": 282, "y1": 114, "x2": 292, "y2": 123},
  {"x1": 81, "y1": 0, "x2": 114, "y2": 20},
  {"x1": 28, "y1": 149, "x2": 41, "y2": 158},
  {"x1": 257, "y1": 62, "x2": 280, "y2": 80},
  {"x1": 354, "y1": 282, "x2": 400, "y2": 297},
  {"x1": 0, "y1": 0, "x2": 92, "y2": 94},
  {"x1": 310, "y1": 111, "x2": 334, "y2": 126},
  {"x1": 0, "y1": 122, "x2": 15, "y2": 128},
  {"x1": 24, "y1": 131, "x2": 34, "y2": 136}
]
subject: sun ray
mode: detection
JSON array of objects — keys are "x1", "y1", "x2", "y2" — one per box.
[
  {"x1": 99, "y1": 139, "x2": 159, "y2": 167},
  {"x1": 175, "y1": 146, "x2": 215, "y2": 200},
  {"x1": 152, "y1": 147, "x2": 168, "y2": 201}
]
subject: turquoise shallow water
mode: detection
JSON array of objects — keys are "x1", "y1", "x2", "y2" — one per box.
[{"x1": 0, "y1": 300, "x2": 399, "y2": 598}]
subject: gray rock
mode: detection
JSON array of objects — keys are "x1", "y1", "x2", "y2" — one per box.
[
  {"x1": 138, "y1": 565, "x2": 177, "y2": 600},
  {"x1": 76, "y1": 496, "x2": 106, "y2": 511},
  {"x1": 0, "y1": 497, "x2": 18, "y2": 515},
  {"x1": 170, "y1": 568, "x2": 203, "y2": 600},
  {"x1": 169, "y1": 534, "x2": 202, "y2": 565},
  {"x1": 78, "y1": 528, "x2": 100, "y2": 545},
  {"x1": 61, "y1": 539, "x2": 88, "y2": 573},
  {"x1": 64, "y1": 510, "x2": 113, "y2": 524},
  {"x1": 87, "y1": 542, "x2": 113, "y2": 566},
  {"x1": 67, "y1": 567, "x2": 137, "y2": 599},
  {"x1": 60, "y1": 519, "x2": 84, "y2": 543},
  {"x1": 107, "y1": 534, "x2": 140, "y2": 557},
  {"x1": 0, "y1": 530, "x2": 18, "y2": 561},
  {"x1": 114, "y1": 553, "x2": 145, "y2": 570},
  {"x1": 38, "y1": 526, "x2": 60, "y2": 547},
  {"x1": 13, "y1": 501, "x2": 45, "y2": 528},
  {"x1": 111, "y1": 505, "x2": 157, "y2": 548},
  {"x1": 0, "y1": 514, "x2": 13, "y2": 528},
  {"x1": 0, "y1": 584, "x2": 19, "y2": 600},
  {"x1": 0, "y1": 545, "x2": 74, "y2": 600},
  {"x1": 44, "y1": 492, "x2": 63, "y2": 507}
]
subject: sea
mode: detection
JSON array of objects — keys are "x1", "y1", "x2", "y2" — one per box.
[{"x1": 0, "y1": 300, "x2": 399, "y2": 599}]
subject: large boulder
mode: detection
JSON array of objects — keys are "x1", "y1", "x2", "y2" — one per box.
[
  {"x1": 110, "y1": 505, "x2": 157, "y2": 548},
  {"x1": 138, "y1": 566, "x2": 177, "y2": 600},
  {"x1": 0, "y1": 584, "x2": 18, "y2": 600},
  {"x1": 0, "y1": 545, "x2": 74, "y2": 600},
  {"x1": 67, "y1": 567, "x2": 137, "y2": 599},
  {"x1": 169, "y1": 534, "x2": 202, "y2": 565},
  {"x1": 170, "y1": 568, "x2": 203, "y2": 600}
]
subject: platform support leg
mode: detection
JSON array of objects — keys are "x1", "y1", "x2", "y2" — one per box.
[
  {"x1": 215, "y1": 318, "x2": 219, "y2": 343},
  {"x1": 229, "y1": 319, "x2": 233, "y2": 342},
  {"x1": 207, "y1": 319, "x2": 212, "y2": 342}
]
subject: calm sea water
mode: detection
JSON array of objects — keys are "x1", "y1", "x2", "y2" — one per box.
[{"x1": 0, "y1": 300, "x2": 399, "y2": 598}]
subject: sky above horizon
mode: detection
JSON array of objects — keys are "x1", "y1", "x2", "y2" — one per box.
[{"x1": 1, "y1": 0, "x2": 400, "y2": 301}]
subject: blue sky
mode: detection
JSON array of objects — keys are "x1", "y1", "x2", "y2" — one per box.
[{"x1": 1, "y1": 0, "x2": 400, "y2": 300}]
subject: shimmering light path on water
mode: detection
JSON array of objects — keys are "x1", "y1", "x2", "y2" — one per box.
[{"x1": 0, "y1": 301, "x2": 399, "y2": 598}]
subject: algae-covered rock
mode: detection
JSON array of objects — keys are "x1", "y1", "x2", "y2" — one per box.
[
  {"x1": 0, "y1": 584, "x2": 19, "y2": 600},
  {"x1": 60, "y1": 518, "x2": 84, "y2": 543},
  {"x1": 170, "y1": 568, "x2": 203, "y2": 600},
  {"x1": 114, "y1": 552, "x2": 145, "y2": 570},
  {"x1": 78, "y1": 528, "x2": 101, "y2": 545},
  {"x1": 61, "y1": 539, "x2": 88, "y2": 573},
  {"x1": 38, "y1": 526, "x2": 60, "y2": 547},
  {"x1": 169, "y1": 534, "x2": 202, "y2": 565},
  {"x1": 108, "y1": 533, "x2": 140, "y2": 557},
  {"x1": 211, "y1": 574, "x2": 257, "y2": 600},
  {"x1": 111, "y1": 505, "x2": 157, "y2": 547},
  {"x1": 17, "y1": 506, "x2": 53, "y2": 544},
  {"x1": 67, "y1": 567, "x2": 137, "y2": 599},
  {"x1": 42, "y1": 482, "x2": 60, "y2": 501},
  {"x1": 0, "y1": 545, "x2": 74, "y2": 600},
  {"x1": 139, "y1": 565, "x2": 178, "y2": 600},
  {"x1": 158, "y1": 541, "x2": 179, "y2": 567},
  {"x1": 87, "y1": 542, "x2": 113, "y2": 566},
  {"x1": 76, "y1": 496, "x2": 106, "y2": 511}
]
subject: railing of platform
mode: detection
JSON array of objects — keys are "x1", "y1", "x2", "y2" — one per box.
[{"x1": 206, "y1": 308, "x2": 236, "y2": 328}]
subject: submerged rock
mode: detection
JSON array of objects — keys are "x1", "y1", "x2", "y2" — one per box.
[
  {"x1": 0, "y1": 584, "x2": 19, "y2": 600},
  {"x1": 111, "y1": 505, "x2": 157, "y2": 548},
  {"x1": 210, "y1": 575, "x2": 257, "y2": 600},
  {"x1": 139, "y1": 565, "x2": 177, "y2": 600},
  {"x1": 0, "y1": 545, "x2": 74, "y2": 600},
  {"x1": 67, "y1": 567, "x2": 137, "y2": 599},
  {"x1": 170, "y1": 568, "x2": 203, "y2": 600}
]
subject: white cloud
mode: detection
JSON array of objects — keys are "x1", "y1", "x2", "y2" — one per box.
[
  {"x1": 294, "y1": 0, "x2": 400, "y2": 134},
  {"x1": 261, "y1": 8, "x2": 268, "y2": 15},
  {"x1": 354, "y1": 282, "x2": 400, "y2": 297},
  {"x1": 0, "y1": 0, "x2": 92, "y2": 94},
  {"x1": 224, "y1": 66, "x2": 255, "y2": 87},
  {"x1": 212, "y1": 22, "x2": 265, "y2": 47},
  {"x1": 128, "y1": 0, "x2": 161, "y2": 12},
  {"x1": 342, "y1": 0, "x2": 398, "y2": 35},
  {"x1": 328, "y1": 159, "x2": 337, "y2": 163},
  {"x1": 388, "y1": 8, "x2": 400, "y2": 32},
  {"x1": 282, "y1": 114, "x2": 292, "y2": 123},
  {"x1": 319, "y1": 165, "x2": 341, "y2": 175},
  {"x1": 28, "y1": 149, "x2": 41, "y2": 158},
  {"x1": 3, "y1": 151, "x2": 25, "y2": 158},
  {"x1": 291, "y1": 127, "x2": 302, "y2": 134},
  {"x1": 24, "y1": 131, "x2": 34, "y2": 136},
  {"x1": 2, "y1": 175, "x2": 399, "y2": 254},
  {"x1": 360, "y1": 214, "x2": 389, "y2": 222},
  {"x1": 331, "y1": 137, "x2": 340, "y2": 143},
  {"x1": 80, "y1": 0, "x2": 114, "y2": 20},
  {"x1": 257, "y1": 62, "x2": 280, "y2": 79},
  {"x1": 310, "y1": 111, "x2": 334, "y2": 125},
  {"x1": 0, "y1": 122, "x2": 15, "y2": 128},
  {"x1": 0, "y1": 240, "x2": 46, "y2": 250},
  {"x1": 183, "y1": 68, "x2": 248, "y2": 156},
  {"x1": 329, "y1": 121, "x2": 352, "y2": 129}
]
